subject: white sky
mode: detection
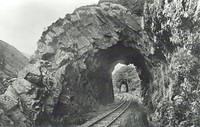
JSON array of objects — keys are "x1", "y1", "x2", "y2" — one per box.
[{"x1": 0, "y1": 0, "x2": 99, "y2": 55}]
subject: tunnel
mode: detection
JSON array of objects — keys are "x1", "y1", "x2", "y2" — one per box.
[
  {"x1": 120, "y1": 81, "x2": 129, "y2": 93},
  {"x1": 53, "y1": 42, "x2": 153, "y2": 120},
  {"x1": 85, "y1": 42, "x2": 152, "y2": 104},
  {"x1": 120, "y1": 83, "x2": 129, "y2": 93}
]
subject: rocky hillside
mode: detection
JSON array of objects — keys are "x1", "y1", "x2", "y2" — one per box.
[{"x1": 0, "y1": 40, "x2": 28, "y2": 94}]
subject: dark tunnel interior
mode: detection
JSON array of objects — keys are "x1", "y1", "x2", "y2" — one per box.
[{"x1": 86, "y1": 42, "x2": 152, "y2": 104}]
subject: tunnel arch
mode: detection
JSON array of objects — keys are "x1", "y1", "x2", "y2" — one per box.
[
  {"x1": 120, "y1": 82, "x2": 129, "y2": 93},
  {"x1": 53, "y1": 42, "x2": 153, "y2": 118},
  {"x1": 84, "y1": 42, "x2": 152, "y2": 104}
]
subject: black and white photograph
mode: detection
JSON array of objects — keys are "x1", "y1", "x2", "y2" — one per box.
[{"x1": 0, "y1": 0, "x2": 200, "y2": 126}]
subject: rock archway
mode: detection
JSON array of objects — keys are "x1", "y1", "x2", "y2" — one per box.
[
  {"x1": 32, "y1": 0, "x2": 151, "y2": 119},
  {"x1": 120, "y1": 83, "x2": 129, "y2": 92},
  {"x1": 52, "y1": 42, "x2": 152, "y2": 120},
  {"x1": 84, "y1": 43, "x2": 152, "y2": 104}
]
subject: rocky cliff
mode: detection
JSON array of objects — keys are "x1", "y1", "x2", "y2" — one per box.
[
  {"x1": 144, "y1": 0, "x2": 200, "y2": 126},
  {"x1": 1, "y1": 0, "x2": 200, "y2": 126}
]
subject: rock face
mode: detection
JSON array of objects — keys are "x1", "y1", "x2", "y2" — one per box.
[
  {"x1": 1, "y1": 0, "x2": 200, "y2": 126},
  {"x1": 144, "y1": 0, "x2": 200, "y2": 126},
  {"x1": 0, "y1": 40, "x2": 28, "y2": 94}
]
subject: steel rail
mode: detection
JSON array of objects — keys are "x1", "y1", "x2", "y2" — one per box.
[
  {"x1": 84, "y1": 98, "x2": 131, "y2": 127},
  {"x1": 105, "y1": 101, "x2": 131, "y2": 127},
  {"x1": 86, "y1": 101, "x2": 127, "y2": 127},
  {"x1": 79, "y1": 94, "x2": 131, "y2": 127}
]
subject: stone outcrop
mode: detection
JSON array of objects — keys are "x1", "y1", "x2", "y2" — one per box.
[{"x1": 0, "y1": 61, "x2": 62, "y2": 127}]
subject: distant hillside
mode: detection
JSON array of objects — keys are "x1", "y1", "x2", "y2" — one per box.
[{"x1": 0, "y1": 40, "x2": 28, "y2": 93}]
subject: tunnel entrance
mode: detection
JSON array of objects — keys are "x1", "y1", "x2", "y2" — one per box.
[
  {"x1": 53, "y1": 42, "x2": 153, "y2": 121},
  {"x1": 120, "y1": 84, "x2": 129, "y2": 93},
  {"x1": 85, "y1": 43, "x2": 152, "y2": 104},
  {"x1": 112, "y1": 62, "x2": 141, "y2": 95},
  {"x1": 55, "y1": 43, "x2": 152, "y2": 118}
]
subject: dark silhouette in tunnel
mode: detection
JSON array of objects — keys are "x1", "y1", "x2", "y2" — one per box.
[{"x1": 120, "y1": 80, "x2": 129, "y2": 93}]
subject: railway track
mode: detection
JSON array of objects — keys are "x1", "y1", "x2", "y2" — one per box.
[{"x1": 80, "y1": 97, "x2": 131, "y2": 127}]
